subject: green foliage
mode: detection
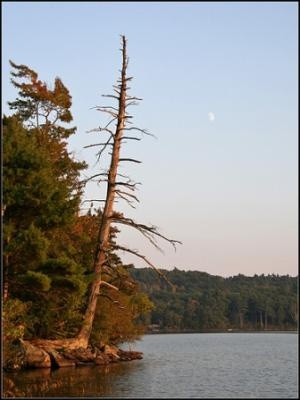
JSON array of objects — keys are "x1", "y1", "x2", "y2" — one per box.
[
  {"x1": 20, "y1": 271, "x2": 51, "y2": 292},
  {"x1": 3, "y1": 62, "x2": 87, "y2": 342},
  {"x1": 51, "y1": 275, "x2": 86, "y2": 294},
  {"x1": 8, "y1": 60, "x2": 75, "y2": 138},
  {"x1": 41, "y1": 257, "x2": 80, "y2": 275},
  {"x1": 3, "y1": 299, "x2": 31, "y2": 370},
  {"x1": 130, "y1": 267, "x2": 298, "y2": 332},
  {"x1": 18, "y1": 225, "x2": 50, "y2": 268},
  {"x1": 91, "y1": 291, "x2": 153, "y2": 346},
  {"x1": 90, "y1": 266, "x2": 155, "y2": 346},
  {"x1": 3, "y1": 299, "x2": 29, "y2": 341}
]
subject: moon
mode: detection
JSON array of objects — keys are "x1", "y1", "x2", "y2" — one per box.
[{"x1": 208, "y1": 112, "x2": 215, "y2": 122}]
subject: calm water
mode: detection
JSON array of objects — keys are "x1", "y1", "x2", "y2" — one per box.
[{"x1": 3, "y1": 333, "x2": 298, "y2": 398}]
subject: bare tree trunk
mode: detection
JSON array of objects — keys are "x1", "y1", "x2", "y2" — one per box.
[
  {"x1": 239, "y1": 312, "x2": 244, "y2": 329},
  {"x1": 259, "y1": 310, "x2": 263, "y2": 329},
  {"x1": 26, "y1": 36, "x2": 180, "y2": 353},
  {"x1": 76, "y1": 36, "x2": 128, "y2": 347}
]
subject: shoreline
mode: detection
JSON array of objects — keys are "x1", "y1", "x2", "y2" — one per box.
[
  {"x1": 3, "y1": 340, "x2": 143, "y2": 373},
  {"x1": 146, "y1": 329, "x2": 298, "y2": 335}
]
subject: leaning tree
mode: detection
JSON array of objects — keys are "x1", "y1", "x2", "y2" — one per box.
[{"x1": 33, "y1": 35, "x2": 181, "y2": 350}]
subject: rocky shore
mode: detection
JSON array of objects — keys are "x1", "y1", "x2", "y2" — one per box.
[{"x1": 4, "y1": 339, "x2": 143, "y2": 372}]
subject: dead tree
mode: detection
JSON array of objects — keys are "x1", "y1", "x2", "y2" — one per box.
[
  {"x1": 76, "y1": 35, "x2": 180, "y2": 348},
  {"x1": 31, "y1": 35, "x2": 180, "y2": 351}
]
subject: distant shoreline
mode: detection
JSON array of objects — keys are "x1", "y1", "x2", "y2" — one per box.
[{"x1": 146, "y1": 330, "x2": 298, "y2": 335}]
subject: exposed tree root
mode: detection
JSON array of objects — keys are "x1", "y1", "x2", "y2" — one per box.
[{"x1": 29, "y1": 337, "x2": 88, "y2": 351}]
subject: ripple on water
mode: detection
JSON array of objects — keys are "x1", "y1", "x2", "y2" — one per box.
[{"x1": 3, "y1": 333, "x2": 298, "y2": 398}]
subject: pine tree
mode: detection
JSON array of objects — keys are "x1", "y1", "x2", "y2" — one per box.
[{"x1": 3, "y1": 62, "x2": 86, "y2": 338}]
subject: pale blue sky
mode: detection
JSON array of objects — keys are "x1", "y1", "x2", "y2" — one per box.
[{"x1": 2, "y1": 2, "x2": 298, "y2": 276}]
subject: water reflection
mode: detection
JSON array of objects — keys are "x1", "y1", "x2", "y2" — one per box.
[
  {"x1": 4, "y1": 361, "x2": 143, "y2": 398},
  {"x1": 3, "y1": 334, "x2": 298, "y2": 398}
]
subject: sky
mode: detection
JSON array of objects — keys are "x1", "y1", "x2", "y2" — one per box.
[{"x1": 2, "y1": 2, "x2": 298, "y2": 277}]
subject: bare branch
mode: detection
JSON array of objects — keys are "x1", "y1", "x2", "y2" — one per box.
[
  {"x1": 95, "y1": 108, "x2": 118, "y2": 118},
  {"x1": 114, "y1": 181, "x2": 141, "y2": 190},
  {"x1": 82, "y1": 199, "x2": 106, "y2": 203},
  {"x1": 84, "y1": 142, "x2": 114, "y2": 149},
  {"x1": 93, "y1": 133, "x2": 114, "y2": 164},
  {"x1": 116, "y1": 192, "x2": 137, "y2": 209},
  {"x1": 99, "y1": 294, "x2": 126, "y2": 309},
  {"x1": 119, "y1": 158, "x2": 142, "y2": 164},
  {"x1": 117, "y1": 76, "x2": 133, "y2": 83},
  {"x1": 114, "y1": 245, "x2": 175, "y2": 290},
  {"x1": 86, "y1": 126, "x2": 114, "y2": 135},
  {"x1": 117, "y1": 173, "x2": 131, "y2": 179},
  {"x1": 123, "y1": 126, "x2": 156, "y2": 138},
  {"x1": 95, "y1": 105, "x2": 119, "y2": 112},
  {"x1": 121, "y1": 136, "x2": 141, "y2": 141},
  {"x1": 114, "y1": 190, "x2": 140, "y2": 203},
  {"x1": 126, "y1": 96, "x2": 143, "y2": 101},
  {"x1": 99, "y1": 280, "x2": 119, "y2": 291},
  {"x1": 80, "y1": 173, "x2": 108, "y2": 185},
  {"x1": 110, "y1": 215, "x2": 182, "y2": 251},
  {"x1": 102, "y1": 94, "x2": 119, "y2": 100},
  {"x1": 104, "y1": 117, "x2": 118, "y2": 130},
  {"x1": 111, "y1": 217, "x2": 163, "y2": 252},
  {"x1": 126, "y1": 101, "x2": 139, "y2": 107},
  {"x1": 99, "y1": 293, "x2": 126, "y2": 310}
]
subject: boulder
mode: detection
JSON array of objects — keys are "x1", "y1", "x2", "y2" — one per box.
[
  {"x1": 117, "y1": 349, "x2": 143, "y2": 361},
  {"x1": 103, "y1": 344, "x2": 120, "y2": 361},
  {"x1": 47, "y1": 349, "x2": 76, "y2": 368},
  {"x1": 59, "y1": 347, "x2": 97, "y2": 365},
  {"x1": 94, "y1": 353, "x2": 110, "y2": 365},
  {"x1": 20, "y1": 340, "x2": 51, "y2": 368}
]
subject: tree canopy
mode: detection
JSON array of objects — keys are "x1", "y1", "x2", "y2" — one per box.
[{"x1": 130, "y1": 267, "x2": 298, "y2": 332}]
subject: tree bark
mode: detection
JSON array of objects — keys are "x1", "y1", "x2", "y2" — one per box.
[
  {"x1": 259, "y1": 310, "x2": 263, "y2": 329},
  {"x1": 239, "y1": 312, "x2": 244, "y2": 329},
  {"x1": 76, "y1": 36, "x2": 128, "y2": 348}
]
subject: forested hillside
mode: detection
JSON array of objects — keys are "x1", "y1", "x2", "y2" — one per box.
[{"x1": 130, "y1": 267, "x2": 298, "y2": 332}]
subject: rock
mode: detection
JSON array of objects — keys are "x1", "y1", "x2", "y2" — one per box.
[
  {"x1": 103, "y1": 344, "x2": 120, "y2": 361},
  {"x1": 59, "y1": 347, "x2": 96, "y2": 366},
  {"x1": 94, "y1": 353, "x2": 110, "y2": 365},
  {"x1": 20, "y1": 340, "x2": 51, "y2": 368},
  {"x1": 47, "y1": 349, "x2": 76, "y2": 368},
  {"x1": 59, "y1": 349, "x2": 77, "y2": 361},
  {"x1": 102, "y1": 344, "x2": 120, "y2": 362},
  {"x1": 4, "y1": 340, "x2": 143, "y2": 371},
  {"x1": 117, "y1": 349, "x2": 143, "y2": 361}
]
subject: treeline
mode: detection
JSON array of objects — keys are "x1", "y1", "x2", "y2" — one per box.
[
  {"x1": 130, "y1": 267, "x2": 298, "y2": 332},
  {"x1": 3, "y1": 61, "x2": 154, "y2": 356}
]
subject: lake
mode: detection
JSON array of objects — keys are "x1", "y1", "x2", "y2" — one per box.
[{"x1": 3, "y1": 333, "x2": 298, "y2": 398}]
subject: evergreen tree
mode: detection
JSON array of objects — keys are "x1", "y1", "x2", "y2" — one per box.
[{"x1": 3, "y1": 61, "x2": 87, "y2": 340}]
